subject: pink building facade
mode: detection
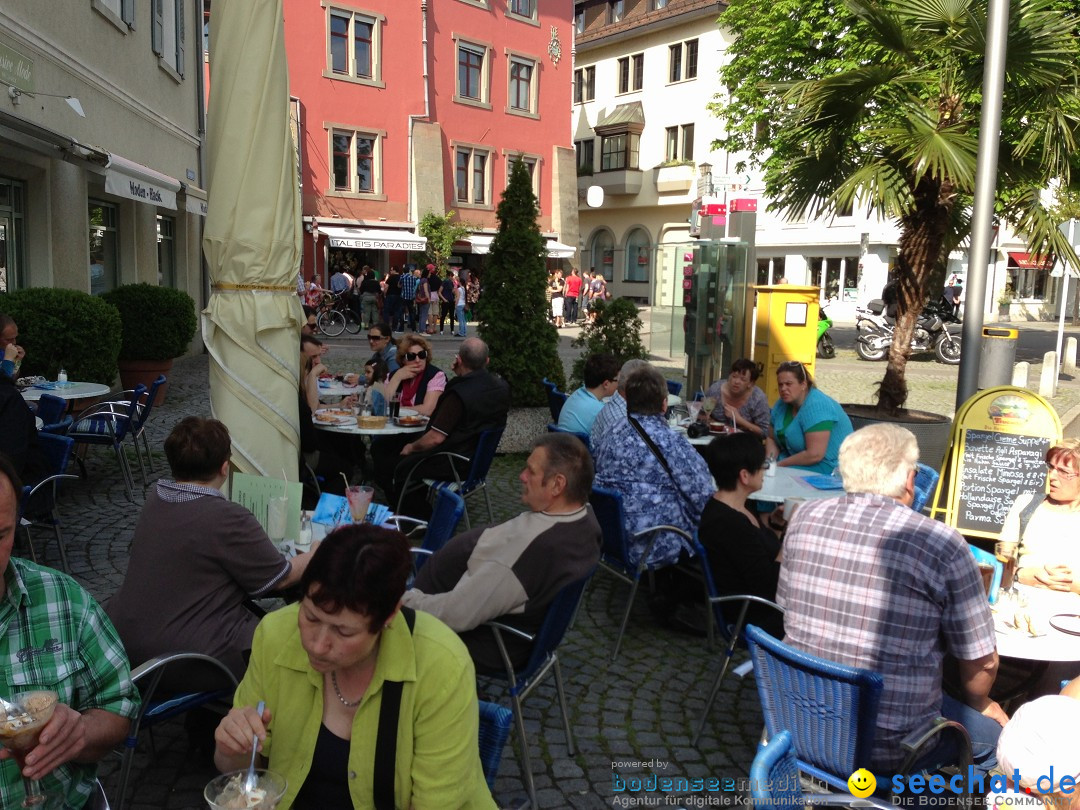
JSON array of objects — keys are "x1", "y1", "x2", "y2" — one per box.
[{"x1": 274, "y1": 0, "x2": 578, "y2": 280}]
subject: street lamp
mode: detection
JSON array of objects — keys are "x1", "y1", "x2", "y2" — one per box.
[{"x1": 698, "y1": 161, "x2": 714, "y2": 196}]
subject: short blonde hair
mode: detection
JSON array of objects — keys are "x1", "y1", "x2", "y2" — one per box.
[
  {"x1": 396, "y1": 333, "x2": 433, "y2": 368},
  {"x1": 838, "y1": 424, "x2": 918, "y2": 498}
]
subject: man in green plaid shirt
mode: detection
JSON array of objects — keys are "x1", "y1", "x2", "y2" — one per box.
[{"x1": 0, "y1": 455, "x2": 139, "y2": 808}]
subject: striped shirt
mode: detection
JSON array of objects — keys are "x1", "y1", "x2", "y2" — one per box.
[
  {"x1": 400, "y1": 272, "x2": 419, "y2": 301},
  {"x1": 0, "y1": 558, "x2": 140, "y2": 808},
  {"x1": 777, "y1": 492, "x2": 995, "y2": 770}
]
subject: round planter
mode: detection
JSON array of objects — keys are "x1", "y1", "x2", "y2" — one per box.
[
  {"x1": 118, "y1": 359, "x2": 174, "y2": 404},
  {"x1": 842, "y1": 403, "x2": 953, "y2": 470}
]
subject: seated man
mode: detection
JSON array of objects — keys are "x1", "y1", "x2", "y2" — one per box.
[
  {"x1": 778, "y1": 423, "x2": 1006, "y2": 778},
  {"x1": 589, "y1": 358, "x2": 649, "y2": 452},
  {"x1": 392, "y1": 337, "x2": 510, "y2": 517},
  {"x1": 402, "y1": 433, "x2": 600, "y2": 671},
  {"x1": 0, "y1": 454, "x2": 140, "y2": 809},
  {"x1": 107, "y1": 417, "x2": 318, "y2": 689},
  {"x1": 593, "y1": 363, "x2": 713, "y2": 567},
  {"x1": 0, "y1": 364, "x2": 47, "y2": 483},
  {"x1": 557, "y1": 352, "x2": 619, "y2": 436}
]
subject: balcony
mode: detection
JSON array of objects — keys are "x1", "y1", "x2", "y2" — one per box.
[
  {"x1": 579, "y1": 169, "x2": 642, "y2": 197},
  {"x1": 655, "y1": 163, "x2": 694, "y2": 194}
]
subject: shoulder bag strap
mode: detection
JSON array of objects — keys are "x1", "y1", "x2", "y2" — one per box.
[
  {"x1": 626, "y1": 415, "x2": 698, "y2": 534},
  {"x1": 372, "y1": 606, "x2": 416, "y2": 810},
  {"x1": 1017, "y1": 493, "x2": 1043, "y2": 543}
]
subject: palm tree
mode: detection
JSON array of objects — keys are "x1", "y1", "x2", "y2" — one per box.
[{"x1": 761, "y1": 0, "x2": 1080, "y2": 413}]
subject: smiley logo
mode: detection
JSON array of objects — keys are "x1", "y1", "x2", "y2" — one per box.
[{"x1": 847, "y1": 769, "x2": 876, "y2": 797}]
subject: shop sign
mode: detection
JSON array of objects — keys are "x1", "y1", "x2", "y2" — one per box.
[{"x1": 0, "y1": 43, "x2": 33, "y2": 93}]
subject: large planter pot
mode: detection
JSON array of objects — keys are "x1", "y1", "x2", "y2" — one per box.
[
  {"x1": 842, "y1": 403, "x2": 953, "y2": 470},
  {"x1": 118, "y1": 359, "x2": 174, "y2": 403}
]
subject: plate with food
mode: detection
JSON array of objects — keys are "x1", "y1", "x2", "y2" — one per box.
[
  {"x1": 708, "y1": 421, "x2": 735, "y2": 435},
  {"x1": 394, "y1": 414, "x2": 428, "y2": 427},
  {"x1": 313, "y1": 408, "x2": 354, "y2": 425}
]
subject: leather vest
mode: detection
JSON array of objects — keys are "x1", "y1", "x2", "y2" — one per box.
[{"x1": 437, "y1": 369, "x2": 510, "y2": 454}]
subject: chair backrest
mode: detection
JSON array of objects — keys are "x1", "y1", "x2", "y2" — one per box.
[
  {"x1": 665, "y1": 379, "x2": 683, "y2": 397},
  {"x1": 547, "y1": 386, "x2": 568, "y2": 422},
  {"x1": 463, "y1": 427, "x2": 504, "y2": 487},
  {"x1": 477, "y1": 699, "x2": 513, "y2": 789},
  {"x1": 132, "y1": 374, "x2": 167, "y2": 433},
  {"x1": 749, "y1": 730, "x2": 803, "y2": 810},
  {"x1": 35, "y1": 393, "x2": 68, "y2": 425},
  {"x1": 912, "y1": 462, "x2": 939, "y2": 513},
  {"x1": 516, "y1": 568, "x2": 595, "y2": 682},
  {"x1": 41, "y1": 415, "x2": 74, "y2": 435},
  {"x1": 546, "y1": 423, "x2": 591, "y2": 453},
  {"x1": 420, "y1": 489, "x2": 465, "y2": 561},
  {"x1": 968, "y1": 544, "x2": 1002, "y2": 605},
  {"x1": 588, "y1": 486, "x2": 633, "y2": 572},
  {"x1": 75, "y1": 385, "x2": 146, "y2": 442},
  {"x1": 37, "y1": 432, "x2": 75, "y2": 477},
  {"x1": 745, "y1": 623, "x2": 883, "y2": 788}
]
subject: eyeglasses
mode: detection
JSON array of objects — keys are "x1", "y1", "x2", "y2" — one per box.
[
  {"x1": 367, "y1": 334, "x2": 387, "y2": 341},
  {"x1": 405, "y1": 349, "x2": 428, "y2": 362},
  {"x1": 1047, "y1": 462, "x2": 1079, "y2": 480}
]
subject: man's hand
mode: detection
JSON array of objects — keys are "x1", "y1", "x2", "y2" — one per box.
[
  {"x1": 3, "y1": 343, "x2": 23, "y2": 363},
  {"x1": 1033, "y1": 564, "x2": 1074, "y2": 591},
  {"x1": 400, "y1": 442, "x2": 415, "y2": 457},
  {"x1": 979, "y1": 699, "x2": 1009, "y2": 727},
  {"x1": 11, "y1": 703, "x2": 86, "y2": 780}
]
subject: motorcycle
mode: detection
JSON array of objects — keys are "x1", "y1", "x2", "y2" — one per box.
[
  {"x1": 855, "y1": 296, "x2": 962, "y2": 364},
  {"x1": 816, "y1": 306, "x2": 836, "y2": 359}
]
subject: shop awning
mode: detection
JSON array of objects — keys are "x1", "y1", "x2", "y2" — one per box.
[
  {"x1": 322, "y1": 226, "x2": 426, "y2": 251},
  {"x1": 105, "y1": 154, "x2": 181, "y2": 210},
  {"x1": 545, "y1": 239, "x2": 576, "y2": 259},
  {"x1": 1007, "y1": 251, "x2": 1054, "y2": 270},
  {"x1": 182, "y1": 184, "x2": 208, "y2": 217},
  {"x1": 466, "y1": 235, "x2": 495, "y2": 254}
]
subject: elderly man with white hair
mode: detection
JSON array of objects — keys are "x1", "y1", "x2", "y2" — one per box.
[{"x1": 777, "y1": 423, "x2": 1007, "y2": 780}]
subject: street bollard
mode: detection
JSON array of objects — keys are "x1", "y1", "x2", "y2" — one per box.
[
  {"x1": 1065, "y1": 337, "x2": 1078, "y2": 376},
  {"x1": 1040, "y1": 351, "x2": 1057, "y2": 398},
  {"x1": 1011, "y1": 361, "x2": 1029, "y2": 388}
]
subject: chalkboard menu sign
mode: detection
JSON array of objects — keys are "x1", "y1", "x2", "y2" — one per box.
[{"x1": 955, "y1": 429, "x2": 1050, "y2": 535}]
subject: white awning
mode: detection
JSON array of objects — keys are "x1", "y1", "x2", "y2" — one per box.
[
  {"x1": 104, "y1": 154, "x2": 181, "y2": 209},
  {"x1": 322, "y1": 226, "x2": 426, "y2": 251},
  {"x1": 545, "y1": 239, "x2": 576, "y2": 259},
  {"x1": 182, "y1": 184, "x2": 208, "y2": 217},
  {"x1": 467, "y1": 235, "x2": 495, "y2": 254}
]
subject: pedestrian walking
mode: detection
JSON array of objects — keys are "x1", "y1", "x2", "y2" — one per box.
[{"x1": 455, "y1": 275, "x2": 467, "y2": 337}]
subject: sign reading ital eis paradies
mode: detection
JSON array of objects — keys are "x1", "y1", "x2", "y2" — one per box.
[{"x1": 932, "y1": 385, "x2": 1062, "y2": 539}]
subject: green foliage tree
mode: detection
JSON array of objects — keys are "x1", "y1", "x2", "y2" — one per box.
[
  {"x1": 569, "y1": 299, "x2": 648, "y2": 388},
  {"x1": 716, "y1": 0, "x2": 1080, "y2": 414},
  {"x1": 0, "y1": 288, "x2": 121, "y2": 383},
  {"x1": 478, "y1": 159, "x2": 564, "y2": 405},
  {"x1": 101, "y1": 283, "x2": 197, "y2": 361},
  {"x1": 418, "y1": 211, "x2": 471, "y2": 276}
]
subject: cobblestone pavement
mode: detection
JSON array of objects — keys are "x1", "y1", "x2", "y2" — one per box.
[{"x1": 37, "y1": 320, "x2": 1080, "y2": 809}]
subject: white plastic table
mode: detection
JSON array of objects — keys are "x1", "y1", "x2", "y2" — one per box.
[
  {"x1": 21, "y1": 381, "x2": 112, "y2": 402},
  {"x1": 747, "y1": 466, "x2": 846, "y2": 505},
  {"x1": 992, "y1": 584, "x2": 1080, "y2": 663},
  {"x1": 313, "y1": 407, "x2": 426, "y2": 437}
]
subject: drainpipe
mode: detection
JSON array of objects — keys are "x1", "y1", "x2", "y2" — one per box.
[
  {"x1": 407, "y1": 0, "x2": 431, "y2": 228},
  {"x1": 196, "y1": 0, "x2": 210, "y2": 310}
]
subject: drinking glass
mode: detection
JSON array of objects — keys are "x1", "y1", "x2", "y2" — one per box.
[
  {"x1": 266, "y1": 496, "x2": 288, "y2": 545},
  {"x1": 686, "y1": 401, "x2": 703, "y2": 422},
  {"x1": 995, "y1": 541, "x2": 1019, "y2": 597},
  {"x1": 345, "y1": 485, "x2": 374, "y2": 523},
  {"x1": 0, "y1": 690, "x2": 62, "y2": 808}
]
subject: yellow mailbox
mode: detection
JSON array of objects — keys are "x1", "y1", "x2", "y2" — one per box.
[{"x1": 753, "y1": 285, "x2": 820, "y2": 404}]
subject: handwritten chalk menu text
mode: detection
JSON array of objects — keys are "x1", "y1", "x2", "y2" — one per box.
[{"x1": 958, "y1": 429, "x2": 1048, "y2": 535}]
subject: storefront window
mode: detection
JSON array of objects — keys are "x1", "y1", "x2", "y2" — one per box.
[
  {"x1": 0, "y1": 178, "x2": 26, "y2": 292},
  {"x1": 624, "y1": 228, "x2": 650, "y2": 282},
  {"x1": 88, "y1": 200, "x2": 119, "y2": 295},
  {"x1": 157, "y1": 215, "x2": 176, "y2": 287},
  {"x1": 589, "y1": 229, "x2": 615, "y2": 282}
]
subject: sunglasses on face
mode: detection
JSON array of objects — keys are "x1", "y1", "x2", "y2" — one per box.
[
  {"x1": 367, "y1": 334, "x2": 387, "y2": 341},
  {"x1": 405, "y1": 349, "x2": 428, "y2": 362}
]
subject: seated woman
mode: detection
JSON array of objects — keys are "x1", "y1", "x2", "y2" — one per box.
[
  {"x1": 1002, "y1": 438, "x2": 1080, "y2": 592},
  {"x1": 699, "y1": 359, "x2": 771, "y2": 438},
  {"x1": 299, "y1": 334, "x2": 354, "y2": 496},
  {"x1": 365, "y1": 321, "x2": 400, "y2": 374},
  {"x1": 698, "y1": 433, "x2": 784, "y2": 638},
  {"x1": 362, "y1": 356, "x2": 389, "y2": 416},
  {"x1": 212, "y1": 525, "x2": 495, "y2": 809},
  {"x1": 106, "y1": 417, "x2": 318, "y2": 689},
  {"x1": 382, "y1": 333, "x2": 445, "y2": 417},
  {"x1": 766, "y1": 360, "x2": 853, "y2": 474}
]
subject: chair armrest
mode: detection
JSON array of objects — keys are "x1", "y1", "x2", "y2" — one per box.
[
  {"x1": 485, "y1": 620, "x2": 535, "y2": 644},
  {"x1": 411, "y1": 548, "x2": 434, "y2": 560},
  {"x1": 24, "y1": 474, "x2": 80, "y2": 500},
  {"x1": 630, "y1": 525, "x2": 695, "y2": 571},
  {"x1": 387, "y1": 515, "x2": 428, "y2": 533},
  {"x1": 898, "y1": 716, "x2": 971, "y2": 778}
]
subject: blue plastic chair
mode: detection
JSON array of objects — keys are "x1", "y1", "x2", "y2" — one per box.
[
  {"x1": 546, "y1": 423, "x2": 591, "y2": 454},
  {"x1": 547, "y1": 388, "x2": 568, "y2": 422},
  {"x1": 912, "y1": 462, "x2": 939, "y2": 513},
  {"x1": 41, "y1": 415, "x2": 74, "y2": 435},
  {"x1": 482, "y1": 568, "x2": 595, "y2": 810},
  {"x1": 69, "y1": 384, "x2": 147, "y2": 501},
  {"x1": 126, "y1": 374, "x2": 167, "y2": 485},
  {"x1": 477, "y1": 700, "x2": 513, "y2": 790},
  {"x1": 969, "y1": 544, "x2": 1003, "y2": 605},
  {"x1": 665, "y1": 379, "x2": 683, "y2": 397},
  {"x1": 18, "y1": 433, "x2": 79, "y2": 573},
  {"x1": 34, "y1": 393, "x2": 68, "y2": 425},
  {"x1": 749, "y1": 731, "x2": 803, "y2": 810},
  {"x1": 389, "y1": 488, "x2": 466, "y2": 579}
]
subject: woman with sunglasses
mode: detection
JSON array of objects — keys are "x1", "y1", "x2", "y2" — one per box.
[
  {"x1": 383, "y1": 333, "x2": 445, "y2": 418},
  {"x1": 1002, "y1": 438, "x2": 1080, "y2": 593},
  {"x1": 765, "y1": 360, "x2": 852, "y2": 474},
  {"x1": 365, "y1": 322, "x2": 399, "y2": 374}
]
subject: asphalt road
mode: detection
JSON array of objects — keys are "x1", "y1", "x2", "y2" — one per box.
[{"x1": 829, "y1": 322, "x2": 1080, "y2": 364}]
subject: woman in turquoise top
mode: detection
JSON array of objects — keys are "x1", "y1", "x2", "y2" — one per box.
[
  {"x1": 212, "y1": 524, "x2": 494, "y2": 810},
  {"x1": 766, "y1": 360, "x2": 853, "y2": 474}
]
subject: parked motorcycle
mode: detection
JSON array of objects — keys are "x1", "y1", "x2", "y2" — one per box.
[
  {"x1": 816, "y1": 306, "x2": 836, "y2": 359},
  {"x1": 855, "y1": 296, "x2": 962, "y2": 364}
]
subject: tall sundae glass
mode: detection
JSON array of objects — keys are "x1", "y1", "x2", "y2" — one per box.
[{"x1": 0, "y1": 690, "x2": 61, "y2": 808}]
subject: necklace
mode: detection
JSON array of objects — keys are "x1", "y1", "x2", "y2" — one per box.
[{"x1": 330, "y1": 671, "x2": 362, "y2": 708}]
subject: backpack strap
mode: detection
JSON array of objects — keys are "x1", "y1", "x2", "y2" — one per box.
[
  {"x1": 1017, "y1": 493, "x2": 1043, "y2": 544},
  {"x1": 372, "y1": 606, "x2": 416, "y2": 810}
]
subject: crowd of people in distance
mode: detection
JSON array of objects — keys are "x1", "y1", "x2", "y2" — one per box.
[{"x1": 545, "y1": 268, "x2": 611, "y2": 327}]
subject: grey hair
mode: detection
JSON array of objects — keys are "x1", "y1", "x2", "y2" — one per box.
[
  {"x1": 457, "y1": 337, "x2": 489, "y2": 371},
  {"x1": 624, "y1": 364, "x2": 667, "y2": 416},
  {"x1": 838, "y1": 423, "x2": 919, "y2": 499},
  {"x1": 616, "y1": 358, "x2": 650, "y2": 394}
]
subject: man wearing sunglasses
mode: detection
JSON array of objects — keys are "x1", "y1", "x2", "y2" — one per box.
[{"x1": 393, "y1": 337, "x2": 510, "y2": 518}]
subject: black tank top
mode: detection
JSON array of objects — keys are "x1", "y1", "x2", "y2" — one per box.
[{"x1": 291, "y1": 723, "x2": 353, "y2": 809}]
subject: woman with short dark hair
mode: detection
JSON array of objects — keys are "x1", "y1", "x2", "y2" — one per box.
[{"x1": 699, "y1": 359, "x2": 771, "y2": 437}]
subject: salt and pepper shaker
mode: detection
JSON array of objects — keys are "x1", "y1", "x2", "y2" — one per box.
[{"x1": 57, "y1": 367, "x2": 68, "y2": 383}]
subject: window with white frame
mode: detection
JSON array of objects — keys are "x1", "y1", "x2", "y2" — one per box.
[
  {"x1": 508, "y1": 0, "x2": 536, "y2": 21},
  {"x1": 507, "y1": 55, "x2": 537, "y2": 115},
  {"x1": 668, "y1": 39, "x2": 698, "y2": 83},
  {"x1": 327, "y1": 7, "x2": 382, "y2": 84},
  {"x1": 456, "y1": 147, "x2": 491, "y2": 205},
  {"x1": 608, "y1": 0, "x2": 624, "y2": 23},
  {"x1": 455, "y1": 40, "x2": 491, "y2": 107},
  {"x1": 575, "y1": 139, "x2": 595, "y2": 175},
  {"x1": 330, "y1": 129, "x2": 380, "y2": 195},
  {"x1": 664, "y1": 123, "x2": 694, "y2": 162},
  {"x1": 573, "y1": 66, "x2": 595, "y2": 104},
  {"x1": 152, "y1": 0, "x2": 186, "y2": 77},
  {"x1": 600, "y1": 132, "x2": 639, "y2": 171},
  {"x1": 617, "y1": 53, "x2": 643, "y2": 94}
]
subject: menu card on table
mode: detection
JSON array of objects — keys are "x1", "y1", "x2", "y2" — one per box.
[{"x1": 229, "y1": 472, "x2": 303, "y2": 540}]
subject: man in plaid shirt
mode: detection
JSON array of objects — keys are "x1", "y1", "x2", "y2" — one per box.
[
  {"x1": 400, "y1": 266, "x2": 420, "y2": 332},
  {"x1": 0, "y1": 454, "x2": 139, "y2": 808},
  {"x1": 777, "y1": 424, "x2": 1006, "y2": 779}
]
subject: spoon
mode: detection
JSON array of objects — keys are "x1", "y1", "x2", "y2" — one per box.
[
  {"x1": 243, "y1": 701, "x2": 266, "y2": 794},
  {"x1": 0, "y1": 695, "x2": 31, "y2": 724}
]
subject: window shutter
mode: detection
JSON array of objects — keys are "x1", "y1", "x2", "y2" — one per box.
[
  {"x1": 176, "y1": 0, "x2": 186, "y2": 76},
  {"x1": 121, "y1": 0, "x2": 135, "y2": 29},
  {"x1": 152, "y1": 0, "x2": 164, "y2": 56}
]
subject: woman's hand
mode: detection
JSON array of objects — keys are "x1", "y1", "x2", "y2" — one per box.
[
  {"x1": 1031, "y1": 564, "x2": 1075, "y2": 591},
  {"x1": 311, "y1": 361, "x2": 328, "y2": 379},
  {"x1": 392, "y1": 364, "x2": 421, "y2": 386},
  {"x1": 215, "y1": 704, "x2": 272, "y2": 761}
]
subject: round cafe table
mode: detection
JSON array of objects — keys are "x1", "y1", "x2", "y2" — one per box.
[
  {"x1": 313, "y1": 407, "x2": 427, "y2": 437},
  {"x1": 20, "y1": 381, "x2": 112, "y2": 402},
  {"x1": 992, "y1": 584, "x2": 1080, "y2": 663},
  {"x1": 748, "y1": 466, "x2": 845, "y2": 505}
]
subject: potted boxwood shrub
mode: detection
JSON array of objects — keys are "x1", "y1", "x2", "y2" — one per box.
[
  {"x1": 0, "y1": 287, "x2": 121, "y2": 384},
  {"x1": 101, "y1": 283, "x2": 197, "y2": 402}
]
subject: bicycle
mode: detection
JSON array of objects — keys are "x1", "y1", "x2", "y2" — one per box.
[{"x1": 316, "y1": 292, "x2": 362, "y2": 337}]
